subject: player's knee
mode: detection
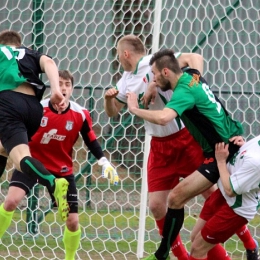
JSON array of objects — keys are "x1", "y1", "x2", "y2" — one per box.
[
  {"x1": 148, "y1": 199, "x2": 167, "y2": 219},
  {"x1": 4, "y1": 197, "x2": 20, "y2": 211},
  {"x1": 167, "y1": 189, "x2": 186, "y2": 208}
]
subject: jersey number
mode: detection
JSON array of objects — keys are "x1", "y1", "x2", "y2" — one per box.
[
  {"x1": 202, "y1": 83, "x2": 222, "y2": 113},
  {"x1": 0, "y1": 46, "x2": 25, "y2": 60}
]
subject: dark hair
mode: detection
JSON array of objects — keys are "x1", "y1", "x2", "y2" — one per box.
[
  {"x1": 59, "y1": 70, "x2": 74, "y2": 86},
  {"x1": 0, "y1": 30, "x2": 22, "y2": 46},
  {"x1": 117, "y1": 35, "x2": 146, "y2": 54},
  {"x1": 149, "y1": 49, "x2": 182, "y2": 74}
]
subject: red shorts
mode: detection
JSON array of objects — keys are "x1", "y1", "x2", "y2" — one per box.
[
  {"x1": 200, "y1": 189, "x2": 248, "y2": 244},
  {"x1": 147, "y1": 128, "x2": 204, "y2": 192}
]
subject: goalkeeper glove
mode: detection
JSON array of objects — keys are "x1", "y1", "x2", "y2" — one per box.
[{"x1": 98, "y1": 157, "x2": 119, "y2": 185}]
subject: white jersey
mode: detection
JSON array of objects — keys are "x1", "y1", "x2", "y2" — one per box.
[
  {"x1": 116, "y1": 53, "x2": 185, "y2": 137},
  {"x1": 218, "y1": 136, "x2": 260, "y2": 221}
]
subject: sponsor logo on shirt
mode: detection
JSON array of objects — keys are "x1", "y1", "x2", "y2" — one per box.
[
  {"x1": 188, "y1": 73, "x2": 200, "y2": 87},
  {"x1": 40, "y1": 129, "x2": 66, "y2": 144}
]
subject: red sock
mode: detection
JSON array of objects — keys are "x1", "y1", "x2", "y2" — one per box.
[
  {"x1": 207, "y1": 244, "x2": 231, "y2": 260},
  {"x1": 155, "y1": 217, "x2": 188, "y2": 260},
  {"x1": 155, "y1": 217, "x2": 165, "y2": 236},
  {"x1": 171, "y1": 234, "x2": 189, "y2": 260},
  {"x1": 189, "y1": 256, "x2": 207, "y2": 260},
  {"x1": 236, "y1": 225, "x2": 256, "y2": 250}
]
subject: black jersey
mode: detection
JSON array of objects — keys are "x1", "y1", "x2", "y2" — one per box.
[{"x1": 16, "y1": 46, "x2": 48, "y2": 100}]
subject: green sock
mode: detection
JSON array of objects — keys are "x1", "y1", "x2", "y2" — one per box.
[
  {"x1": 63, "y1": 226, "x2": 81, "y2": 260},
  {"x1": 0, "y1": 203, "x2": 14, "y2": 238}
]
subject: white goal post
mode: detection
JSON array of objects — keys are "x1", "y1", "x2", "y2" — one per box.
[{"x1": 0, "y1": 1, "x2": 259, "y2": 259}]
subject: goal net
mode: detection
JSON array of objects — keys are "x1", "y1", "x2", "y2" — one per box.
[{"x1": 0, "y1": 0, "x2": 259, "y2": 259}]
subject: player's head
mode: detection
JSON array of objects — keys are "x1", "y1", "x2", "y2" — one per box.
[
  {"x1": 58, "y1": 70, "x2": 74, "y2": 102},
  {"x1": 117, "y1": 35, "x2": 146, "y2": 72},
  {"x1": 149, "y1": 49, "x2": 182, "y2": 91},
  {"x1": 0, "y1": 30, "x2": 22, "y2": 47}
]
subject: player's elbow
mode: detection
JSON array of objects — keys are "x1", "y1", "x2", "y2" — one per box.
[
  {"x1": 156, "y1": 115, "x2": 171, "y2": 126},
  {"x1": 40, "y1": 56, "x2": 56, "y2": 72},
  {"x1": 225, "y1": 188, "x2": 235, "y2": 197},
  {"x1": 156, "y1": 108, "x2": 176, "y2": 125}
]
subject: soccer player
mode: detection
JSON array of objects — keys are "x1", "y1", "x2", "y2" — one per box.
[
  {"x1": 126, "y1": 49, "x2": 256, "y2": 260},
  {"x1": 104, "y1": 35, "x2": 216, "y2": 260},
  {"x1": 190, "y1": 136, "x2": 260, "y2": 260},
  {"x1": 0, "y1": 70, "x2": 119, "y2": 260},
  {"x1": 0, "y1": 30, "x2": 69, "y2": 221}
]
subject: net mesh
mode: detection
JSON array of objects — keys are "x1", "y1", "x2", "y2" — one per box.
[{"x1": 0, "y1": 0, "x2": 259, "y2": 259}]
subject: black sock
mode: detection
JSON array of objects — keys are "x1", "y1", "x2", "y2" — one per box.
[
  {"x1": 155, "y1": 208, "x2": 185, "y2": 260},
  {"x1": 0, "y1": 155, "x2": 7, "y2": 178},
  {"x1": 20, "y1": 156, "x2": 55, "y2": 192}
]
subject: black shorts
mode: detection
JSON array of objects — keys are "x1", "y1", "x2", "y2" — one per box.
[
  {"x1": 198, "y1": 141, "x2": 240, "y2": 184},
  {"x1": 0, "y1": 91, "x2": 43, "y2": 154},
  {"x1": 197, "y1": 152, "x2": 219, "y2": 184},
  {"x1": 10, "y1": 170, "x2": 78, "y2": 213}
]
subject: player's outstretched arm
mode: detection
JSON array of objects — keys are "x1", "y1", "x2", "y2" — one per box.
[
  {"x1": 177, "y1": 53, "x2": 204, "y2": 75},
  {"x1": 127, "y1": 92, "x2": 177, "y2": 125},
  {"x1": 39, "y1": 55, "x2": 65, "y2": 111}
]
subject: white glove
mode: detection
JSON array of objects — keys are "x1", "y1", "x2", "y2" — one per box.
[{"x1": 98, "y1": 157, "x2": 119, "y2": 185}]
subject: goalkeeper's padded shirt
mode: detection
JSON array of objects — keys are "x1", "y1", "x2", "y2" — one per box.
[
  {"x1": 0, "y1": 44, "x2": 47, "y2": 100},
  {"x1": 29, "y1": 99, "x2": 103, "y2": 176},
  {"x1": 217, "y1": 135, "x2": 260, "y2": 221},
  {"x1": 165, "y1": 72, "x2": 243, "y2": 153}
]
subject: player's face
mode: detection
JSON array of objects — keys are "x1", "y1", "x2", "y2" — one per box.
[
  {"x1": 59, "y1": 77, "x2": 73, "y2": 102},
  {"x1": 151, "y1": 64, "x2": 172, "y2": 92}
]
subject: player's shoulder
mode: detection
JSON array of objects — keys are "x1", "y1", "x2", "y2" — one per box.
[
  {"x1": 139, "y1": 54, "x2": 153, "y2": 67},
  {"x1": 41, "y1": 98, "x2": 50, "y2": 107},
  {"x1": 69, "y1": 100, "x2": 89, "y2": 114}
]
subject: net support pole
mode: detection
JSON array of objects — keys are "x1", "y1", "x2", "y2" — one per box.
[{"x1": 136, "y1": 0, "x2": 162, "y2": 257}]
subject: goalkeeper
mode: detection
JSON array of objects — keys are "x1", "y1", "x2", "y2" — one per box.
[{"x1": 0, "y1": 70, "x2": 118, "y2": 260}]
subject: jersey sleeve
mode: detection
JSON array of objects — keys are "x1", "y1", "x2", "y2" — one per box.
[
  {"x1": 230, "y1": 156, "x2": 260, "y2": 195},
  {"x1": 165, "y1": 84, "x2": 195, "y2": 116},
  {"x1": 80, "y1": 109, "x2": 97, "y2": 143}
]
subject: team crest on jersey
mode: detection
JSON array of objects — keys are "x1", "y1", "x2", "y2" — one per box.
[
  {"x1": 40, "y1": 117, "x2": 48, "y2": 127},
  {"x1": 65, "y1": 121, "x2": 73, "y2": 131}
]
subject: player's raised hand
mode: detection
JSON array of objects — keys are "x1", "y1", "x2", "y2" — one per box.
[
  {"x1": 141, "y1": 82, "x2": 157, "y2": 109},
  {"x1": 98, "y1": 157, "x2": 119, "y2": 185},
  {"x1": 215, "y1": 142, "x2": 229, "y2": 163},
  {"x1": 104, "y1": 87, "x2": 119, "y2": 99},
  {"x1": 50, "y1": 90, "x2": 66, "y2": 113},
  {"x1": 126, "y1": 92, "x2": 139, "y2": 113}
]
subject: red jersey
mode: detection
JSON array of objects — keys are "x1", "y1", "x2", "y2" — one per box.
[{"x1": 30, "y1": 99, "x2": 97, "y2": 176}]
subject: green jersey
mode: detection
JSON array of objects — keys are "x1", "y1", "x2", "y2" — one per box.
[
  {"x1": 166, "y1": 72, "x2": 243, "y2": 153},
  {"x1": 0, "y1": 44, "x2": 26, "y2": 91}
]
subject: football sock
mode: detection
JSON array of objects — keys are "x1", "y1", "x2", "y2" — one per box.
[
  {"x1": 0, "y1": 203, "x2": 14, "y2": 238},
  {"x1": 171, "y1": 234, "x2": 189, "y2": 260},
  {"x1": 156, "y1": 216, "x2": 188, "y2": 260},
  {"x1": 155, "y1": 208, "x2": 184, "y2": 260},
  {"x1": 63, "y1": 226, "x2": 81, "y2": 260},
  {"x1": 236, "y1": 225, "x2": 256, "y2": 250},
  {"x1": 155, "y1": 216, "x2": 165, "y2": 236},
  {"x1": 20, "y1": 156, "x2": 55, "y2": 192},
  {"x1": 0, "y1": 155, "x2": 7, "y2": 178},
  {"x1": 207, "y1": 244, "x2": 231, "y2": 260}
]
